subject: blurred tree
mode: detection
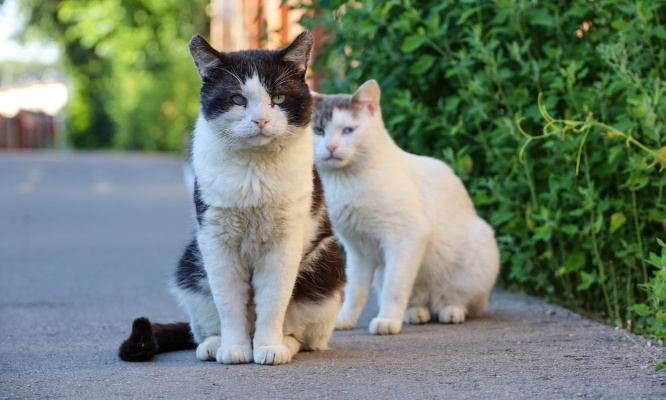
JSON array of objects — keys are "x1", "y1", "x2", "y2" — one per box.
[{"x1": 19, "y1": 0, "x2": 209, "y2": 150}]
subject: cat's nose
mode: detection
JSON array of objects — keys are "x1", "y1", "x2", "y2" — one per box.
[
  {"x1": 253, "y1": 118, "x2": 269, "y2": 129},
  {"x1": 326, "y1": 143, "x2": 338, "y2": 153}
]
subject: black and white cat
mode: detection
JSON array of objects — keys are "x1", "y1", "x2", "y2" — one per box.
[
  {"x1": 312, "y1": 80, "x2": 499, "y2": 335},
  {"x1": 119, "y1": 32, "x2": 346, "y2": 365}
]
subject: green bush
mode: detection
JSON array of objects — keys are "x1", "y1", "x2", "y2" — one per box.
[
  {"x1": 630, "y1": 239, "x2": 666, "y2": 340},
  {"x1": 299, "y1": 0, "x2": 666, "y2": 335}
]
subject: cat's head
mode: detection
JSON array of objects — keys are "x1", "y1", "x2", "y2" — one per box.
[
  {"x1": 312, "y1": 80, "x2": 384, "y2": 170},
  {"x1": 189, "y1": 32, "x2": 313, "y2": 150}
]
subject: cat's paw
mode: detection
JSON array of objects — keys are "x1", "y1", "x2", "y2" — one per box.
[
  {"x1": 437, "y1": 306, "x2": 466, "y2": 324},
  {"x1": 195, "y1": 336, "x2": 220, "y2": 361},
  {"x1": 253, "y1": 344, "x2": 292, "y2": 365},
  {"x1": 335, "y1": 314, "x2": 356, "y2": 330},
  {"x1": 404, "y1": 306, "x2": 431, "y2": 324},
  {"x1": 215, "y1": 343, "x2": 253, "y2": 364},
  {"x1": 369, "y1": 317, "x2": 402, "y2": 335}
]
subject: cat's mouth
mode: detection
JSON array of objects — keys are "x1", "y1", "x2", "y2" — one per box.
[
  {"x1": 244, "y1": 131, "x2": 273, "y2": 146},
  {"x1": 324, "y1": 155, "x2": 345, "y2": 165}
]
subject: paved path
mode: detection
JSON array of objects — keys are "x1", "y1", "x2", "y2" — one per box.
[{"x1": 1, "y1": 152, "x2": 664, "y2": 399}]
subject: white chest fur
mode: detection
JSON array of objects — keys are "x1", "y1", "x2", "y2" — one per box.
[{"x1": 192, "y1": 114, "x2": 314, "y2": 210}]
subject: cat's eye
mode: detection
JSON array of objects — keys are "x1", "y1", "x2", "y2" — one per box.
[
  {"x1": 272, "y1": 94, "x2": 286, "y2": 105},
  {"x1": 313, "y1": 127, "x2": 324, "y2": 136},
  {"x1": 231, "y1": 95, "x2": 247, "y2": 106},
  {"x1": 342, "y1": 127, "x2": 355, "y2": 134}
]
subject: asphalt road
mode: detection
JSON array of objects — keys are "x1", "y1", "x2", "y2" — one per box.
[{"x1": 1, "y1": 152, "x2": 664, "y2": 399}]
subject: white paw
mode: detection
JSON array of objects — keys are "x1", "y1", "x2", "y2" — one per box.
[
  {"x1": 369, "y1": 317, "x2": 402, "y2": 335},
  {"x1": 404, "y1": 306, "x2": 431, "y2": 324},
  {"x1": 438, "y1": 306, "x2": 466, "y2": 324},
  {"x1": 195, "y1": 336, "x2": 220, "y2": 361},
  {"x1": 335, "y1": 313, "x2": 356, "y2": 330},
  {"x1": 253, "y1": 344, "x2": 292, "y2": 365},
  {"x1": 215, "y1": 343, "x2": 253, "y2": 364}
]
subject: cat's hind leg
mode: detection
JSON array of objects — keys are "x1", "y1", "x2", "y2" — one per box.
[
  {"x1": 437, "y1": 305, "x2": 466, "y2": 324},
  {"x1": 431, "y1": 219, "x2": 499, "y2": 325},
  {"x1": 196, "y1": 336, "x2": 221, "y2": 361},
  {"x1": 283, "y1": 335, "x2": 301, "y2": 356},
  {"x1": 403, "y1": 282, "x2": 431, "y2": 324},
  {"x1": 404, "y1": 306, "x2": 431, "y2": 324},
  {"x1": 285, "y1": 291, "x2": 343, "y2": 354}
]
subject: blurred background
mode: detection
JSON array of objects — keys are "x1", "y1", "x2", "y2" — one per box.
[
  {"x1": 1, "y1": 0, "x2": 665, "y2": 342},
  {"x1": 0, "y1": 0, "x2": 313, "y2": 151}
]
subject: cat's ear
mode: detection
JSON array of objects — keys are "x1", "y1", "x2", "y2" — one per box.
[
  {"x1": 189, "y1": 34, "x2": 223, "y2": 80},
  {"x1": 280, "y1": 31, "x2": 314, "y2": 72},
  {"x1": 352, "y1": 80, "x2": 381, "y2": 114}
]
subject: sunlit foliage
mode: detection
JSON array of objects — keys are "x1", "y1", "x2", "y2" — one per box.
[{"x1": 20, "y1": 0, "x2": 208, "y2": 150}]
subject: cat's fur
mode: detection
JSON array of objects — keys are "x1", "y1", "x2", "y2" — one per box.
[
  {"x1": 312, "y1": 80, "x2": 499, "y2": 335},
  {"x1": 119, "y1": 32, "x2": 345, "y2": 365}
]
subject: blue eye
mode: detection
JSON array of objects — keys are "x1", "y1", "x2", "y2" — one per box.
[
  {"x1": 231, "y1": 95, "x2": 247, "y2": 106},
  {"x1": 342, "y1": 127, "x2": 355, "y2": 134},
  {"x1": 313, "y1": 127, "x2": 324, "y2": 136}
]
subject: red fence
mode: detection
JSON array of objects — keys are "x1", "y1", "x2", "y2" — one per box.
[{"x1": 0, "y1": 111, "x2": 56, "y2": 149}]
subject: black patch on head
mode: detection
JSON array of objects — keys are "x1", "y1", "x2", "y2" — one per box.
[
  {"x1": 175, "y1": 238, "x2": 206, "y2": 292},
  {"x1": 312, "y1": 94, "x2": 358, "y2": 132},
  {"x1": 190, "y1": 33, "x2": 313, "y2": 128}
]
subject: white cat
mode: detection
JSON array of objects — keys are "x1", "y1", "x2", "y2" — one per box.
[{"x1": 312, "y1": 80, "x2": 499, "y2": 335}]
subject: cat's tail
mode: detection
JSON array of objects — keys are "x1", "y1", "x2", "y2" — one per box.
[{"x1": 118, "y1": 317, "x2": 197, "y2": 362}]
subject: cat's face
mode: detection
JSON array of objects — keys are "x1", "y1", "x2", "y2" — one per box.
[
  {"x1": 189, "y1": 32, "x2": 313, "y2": 149},
  {"x1": 312, "y1": 80, "x2": 382, "y2": 170}
]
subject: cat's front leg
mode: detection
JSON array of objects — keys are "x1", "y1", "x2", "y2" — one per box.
[
  {"x1": 197, "y1": 232, "x2": 253, "y2": 364},
  {"x1": 371, "y1": 227, "x2": 429, "y2": 335},
  {"x1": 336, "y1": 244, "x2": 376, "y2": 330},
  {"x1": 252, "y1": 239, "x2": 302, "y2": 365}
]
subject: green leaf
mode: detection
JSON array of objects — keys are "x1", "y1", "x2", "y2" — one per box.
[
  {"x1": 459, "y1": 7, "x2": 480, "y2": 23},
  {"x1": 565, "y1": 5, "x2": 587, "y2": 18},
  {"x1": 611, "y1": 19, "x2": 628, "y2": 30},
  {"x1": 563, "y1": 251, "x2": 586, "y2": 273},
  {"x1": 561, "y1": 224, "x2": 578, "y2": 235},
  {"x1": 533, "y1": 225, "x2": 552, "y2": 242},
  {"x1": 631, "y1": 103, "x2": 648, "y2": 118},
  {"x1": 426, "y1": 10, "x2": 441, "y2": 33},
  {"x1": 610, "y1": 212, "x2": 627, "y2": 233},
  {"x1": 490, "y1": 210, "x2": 515, "y2": 226},
  {"x1": 629, "y1": 303, "x2": 651, "y2": 317},
  {"x1": 401, "y1": 35, "x2": 426, "y2": 53},
  {"x1": 656, "y1": 361, "x2": 666, "y2": 372},
  {"x1": 409, "y1": 54, "x2": 436, "y2": 75},
  {"x1": 530, "y1": 8, "x2": 554, "y2": 27},
  {"x1": 576, "y1": 270, "x2": 597, "y2": 291}
]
